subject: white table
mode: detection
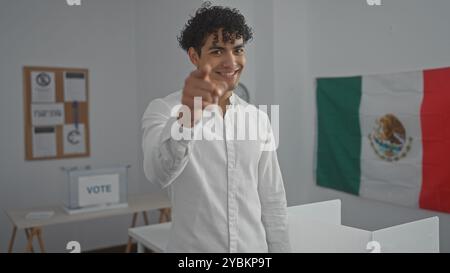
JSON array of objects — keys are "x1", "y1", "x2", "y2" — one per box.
[
  {"x1": 5, "y1": 192, "x2": 171, "y2": 253},
  {"x1": 128, "y1": 222, "x2": 172, "y2": 253}
]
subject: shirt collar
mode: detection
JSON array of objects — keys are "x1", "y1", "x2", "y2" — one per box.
[
  {"x1": 230, "y1": 91, "x2": 244, "y2": 106},
  {"x1": 229, "y1": 92, "x2": 237, "y2": 105}
]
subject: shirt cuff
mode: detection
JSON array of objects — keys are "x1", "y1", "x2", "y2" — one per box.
[{"x1": 159, "y1": 117, "x2": 201, "y2": 161}]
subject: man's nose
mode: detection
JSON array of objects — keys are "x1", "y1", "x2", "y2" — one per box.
[{"x1": 221, "y1": 51, "x2": 237, "y2": 68}]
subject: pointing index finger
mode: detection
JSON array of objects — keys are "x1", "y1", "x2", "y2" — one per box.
[{"x1": 192, "y1": 64, "x2": 212, "y2": 81}]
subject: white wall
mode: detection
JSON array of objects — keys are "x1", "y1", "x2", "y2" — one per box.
[
  {"x1": 253, "y1": 0, "x2": 275, "y2": 106},
  {"x1": 272, "y1": 0, "x2": 450, "y2": 252},
  {"x1": 273, "y1": 0, "x2": 311, "y2": 207},
  {"x1": 0, "y1": 0, "x2": 142, "y2": 252}
]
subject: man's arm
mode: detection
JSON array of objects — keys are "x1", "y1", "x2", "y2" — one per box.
[
  {"x1": 142, "y1": 65, "x2": 225, "y2": 189},
  {"x1": 141, "y1": 97, "x2": 193, "y2": 189},
  {"x1": 257, "y1": 117, "x2": 291, "y2": 253}
]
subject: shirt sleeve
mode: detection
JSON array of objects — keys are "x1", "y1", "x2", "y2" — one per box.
[
  {"x1": 141, "y1": 98, "x2": 194, "y2": 189},
  {"x1": 257, "y1": 115, "x2": 292, "y2": 253}
]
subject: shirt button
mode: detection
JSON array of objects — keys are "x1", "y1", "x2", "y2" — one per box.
[{"x1": 229, "y1": 161, "x2": 235, "y2": 168}]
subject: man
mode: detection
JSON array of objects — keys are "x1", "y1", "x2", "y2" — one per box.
[{"x1": 142, "y1": 3, "x2": 291, "y2": 253}]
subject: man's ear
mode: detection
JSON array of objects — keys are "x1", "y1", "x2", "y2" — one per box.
[{"x1": 188, "y1": 47, "x2": 200, "y2": 67}]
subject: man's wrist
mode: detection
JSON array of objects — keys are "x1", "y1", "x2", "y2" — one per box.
[{"x1": 177, "y1": 111, "x2": 200, "y2": 128}]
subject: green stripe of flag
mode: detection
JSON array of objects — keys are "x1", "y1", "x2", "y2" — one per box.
[{"x1": 316, "y1": 76, "x2": 362, "y2": 195}]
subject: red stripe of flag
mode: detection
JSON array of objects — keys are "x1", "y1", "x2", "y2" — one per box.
[{"x1": 420, "y1": 67, "x2": 450, "y2": 213}]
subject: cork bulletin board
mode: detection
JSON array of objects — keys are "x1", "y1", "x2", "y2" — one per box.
[{"x1": 23, "y1": 66, "x2": 90, "y2": 160}]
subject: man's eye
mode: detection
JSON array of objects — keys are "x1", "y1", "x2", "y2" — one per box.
[
  {"x1": 235, "y1": 48, "x2": 245, "y2": 55},
  {"x1": 211, "y1": 50, "x2": 222, "y2": 56}
]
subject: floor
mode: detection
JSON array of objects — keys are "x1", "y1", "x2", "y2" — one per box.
[{"x1": 84, "y1": 243, "x2": 153, "y2": 253}]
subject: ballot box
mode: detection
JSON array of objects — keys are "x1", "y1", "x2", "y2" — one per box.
[{"x1": 62, "y1": 165, "x2": 129, "y2": 214}]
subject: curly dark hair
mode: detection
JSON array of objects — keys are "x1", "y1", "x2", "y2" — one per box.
[{"x1": 178, "y1": 2, "x2": 253, "y2": 56}]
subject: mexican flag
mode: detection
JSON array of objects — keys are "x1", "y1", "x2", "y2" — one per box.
[{"x1": 316, "y1": 67, "x2": 450, "y2": 214}]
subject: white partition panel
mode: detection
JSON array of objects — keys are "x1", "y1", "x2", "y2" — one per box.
[
  {"x1": 287, "y1": 199, "x2": 341, "y2": 225},
  {"x1": 289, "y1": 218, "x2": 372, "y2": 253},
  {"x1": 372, "y1": 217, "x2": 439, "y2": 253}
]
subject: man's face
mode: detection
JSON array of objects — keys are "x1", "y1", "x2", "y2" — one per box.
[{"x1": 189, "y1": 29, "x2": 246, "y2": 91}]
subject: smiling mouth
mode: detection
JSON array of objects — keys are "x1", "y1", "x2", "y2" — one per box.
[{"x1": 216, "y1": 70, "x2": 240, "y2": 79}]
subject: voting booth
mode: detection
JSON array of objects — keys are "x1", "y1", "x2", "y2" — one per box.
[
  {"x1": 62, "y1": 165, "x2": 129, "y2": 214},
  {"x1": 288, "y1": 200, "x2": 440, "y2": 253},
  {"x1": 129, "y1": 199, "x2": 440, "y2": 253}
]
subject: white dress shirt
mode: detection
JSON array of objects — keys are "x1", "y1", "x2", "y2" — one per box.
[{"x1": 142, "y1": 90, "x2": 291, "y2": 253}]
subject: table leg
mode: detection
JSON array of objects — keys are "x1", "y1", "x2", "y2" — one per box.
[
  {"x1": 7, "y1": 226, "x2": 17, "y2": 253},
  {"x1": 24, "y1": 227, "x2": 45, "y2": 253},
  {"x1": 25, "y1": 228, "x2": 35, "y2": 253},
  {"x1": 159, "y1": 209, "x2": 164, "y2": 223},
  {"x1": 142, "y1": 211, "x2": 149, "y2": 225},
  {"x1": 159, "y1": 208, "x2": 171, "y2": 223},
  {"x1": 125, "y1": 213, "x2": 138, "y2": 253},
  {"x1": 36, "y1": 228, "x2": 46, "y2": 253}
]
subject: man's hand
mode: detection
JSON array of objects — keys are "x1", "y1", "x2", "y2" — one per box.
[{"x1": 180, "y1": 65, "x2": 227, "y2": 127}]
